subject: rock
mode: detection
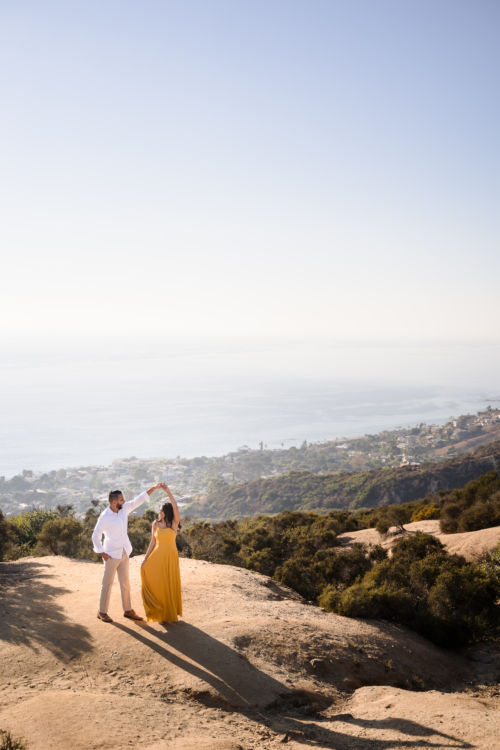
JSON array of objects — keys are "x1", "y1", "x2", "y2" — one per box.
[{"x1": 309, "y1": 658, "x2": 328, "y2": 672}]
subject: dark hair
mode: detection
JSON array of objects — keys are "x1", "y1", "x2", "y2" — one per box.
[
  {"x1": 161, "y1": 502, "x2": 181, "y2": 530},
  {"x1": 109, "y1": 490, "x2": 123, "y2": 504},
  {"x1": 161, "y1": 503, "x2": 174, "y2": 526}
]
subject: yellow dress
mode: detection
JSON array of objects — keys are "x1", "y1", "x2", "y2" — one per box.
[{"x1": 141, "y1": 526, "x2": 182, "y2": 622}]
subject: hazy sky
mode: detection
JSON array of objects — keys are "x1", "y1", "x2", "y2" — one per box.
[{"x1": 1, "y1": 0, "x2": 499, "y2": 343}]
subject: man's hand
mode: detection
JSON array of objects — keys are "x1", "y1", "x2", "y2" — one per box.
[
  {"x1": 101, "y1": 552, "x2": 111, "y2": 561},
  {"x1": 146, "y1": 483, "x2": 162, "y2": 496}
]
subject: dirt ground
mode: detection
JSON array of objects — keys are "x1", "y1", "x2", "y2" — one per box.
[
  {"x1": 0, "y1": 553, "x2": 498, "y2": 749},
  {"x1": 337, "y1": 521, "x2": 500, "y2": 561}
]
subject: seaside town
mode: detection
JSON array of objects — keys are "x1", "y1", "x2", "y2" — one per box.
[{"x1": 1, "y1": 407, "x2": 499, "y2": 518}]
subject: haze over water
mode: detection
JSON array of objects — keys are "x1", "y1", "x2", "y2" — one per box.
[
  {"x1": 1, "y1": 5, "x2": 498, "y2": 480},
  {"x1": 2, "y1": 338, "x2": 499, "y2": 479}
]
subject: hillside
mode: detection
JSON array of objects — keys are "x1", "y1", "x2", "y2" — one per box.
[
  {"x1": 337, "y1": 520, "x2": 500, "y2": 561},
  {"x1": 187, "y1": 439, "x2": 500, "y2": 520},
  {"x1": 0, "y1": 555, "x2": 498, "y2": 749}
]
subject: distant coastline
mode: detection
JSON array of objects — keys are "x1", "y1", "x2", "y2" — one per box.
[
  {"x1": 2, "y1": 338, "x2": 500, "y2": 482},
  {"x1": 2, "y1": 406, "x2": 500, "y2": 518}
]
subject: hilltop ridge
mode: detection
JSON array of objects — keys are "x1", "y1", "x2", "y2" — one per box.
[
  {"x1": 187, "y1": 438, "x2": 500, "y2": 520},
  {"x1": 0, "y1": 554, "x2": 498, "y2": 749}
]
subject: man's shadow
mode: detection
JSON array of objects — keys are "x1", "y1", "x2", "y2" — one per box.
[
  {"x1": 113, "y1": 620, "x2": 282, "y2": 710},
  {"x1": 113, "y1": 620, "x2": 472, "y2": 749}
]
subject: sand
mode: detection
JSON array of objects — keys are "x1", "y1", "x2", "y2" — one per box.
[{"x1": 0, "y1": 553, "x2": 498, "y2": 749}]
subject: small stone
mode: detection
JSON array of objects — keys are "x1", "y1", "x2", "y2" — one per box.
[{"x1": 309, "y1": 657, "x2": 327, "y2": 671}]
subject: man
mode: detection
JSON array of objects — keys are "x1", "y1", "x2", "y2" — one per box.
[{"x1": 92, "y1": 484, "x2": 161, "y2": 623}]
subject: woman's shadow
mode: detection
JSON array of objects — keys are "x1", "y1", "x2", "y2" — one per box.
[
  {"x1": 114, "y1": 620, "x2": 284, "y2": 710},
  {"x1": 113, "y1": 620, "x2": 472, "y2": 749}
]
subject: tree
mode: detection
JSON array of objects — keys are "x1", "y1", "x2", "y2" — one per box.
[
  {"x1": 387, "y1": 505, "x2": 411, "y2": 534},
  {"x1": 10, "y1": 509, "x2": 57, "y2": 554},
  {"x1": 0, "y1": 509, "x2": 12, "y2": 561},
  {"x1": 375, "y1": 517, "x2": 390, "y2": 536}
]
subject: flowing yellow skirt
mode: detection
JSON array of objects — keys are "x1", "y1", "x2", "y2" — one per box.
[{"x1": 141, "y1": 528, "x2": 182, "y2": 622}]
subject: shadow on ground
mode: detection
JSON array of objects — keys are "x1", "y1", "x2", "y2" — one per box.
[
  {"x1": 0, "y1": 560, "x2": 93, "y2": 660},
  {"x1": 114, "y1": 620, "x2": 472, "y2": 749}
]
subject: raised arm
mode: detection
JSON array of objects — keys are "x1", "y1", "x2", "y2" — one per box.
[
  {"x1": 124, "y1": 484, "x2": 161, "y2": 514},
  {"x1": 160, "y1": 483, "x2": 181, "y2": 530}
]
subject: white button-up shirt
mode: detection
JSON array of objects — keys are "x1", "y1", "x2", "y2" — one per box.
[{"x1": 92, "y1": 491, "x2": 149, "y2": 559}]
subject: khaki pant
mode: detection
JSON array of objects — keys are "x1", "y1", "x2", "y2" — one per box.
[{"x1": 99, "y1": 549, "x2": 131, "y2": 614}]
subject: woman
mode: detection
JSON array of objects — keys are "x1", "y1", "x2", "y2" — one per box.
[{"x1": 141, "y1": 483, "x2": 182, "y2": 623}]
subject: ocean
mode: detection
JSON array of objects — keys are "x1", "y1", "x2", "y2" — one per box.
[{"x1": 1, "y1": 338, "x2": 499, "y2": 478}]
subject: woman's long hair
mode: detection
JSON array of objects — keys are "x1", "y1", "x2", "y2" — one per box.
[{"x1": 161, "y1": 502, "x2": 181, "y2": 530}]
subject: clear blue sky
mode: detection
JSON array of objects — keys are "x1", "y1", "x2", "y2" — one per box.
[{"x1": 1, "y1": 0, "x2": 498, "y2": 343}]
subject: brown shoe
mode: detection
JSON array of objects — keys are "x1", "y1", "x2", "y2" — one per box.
[
  {"x1": 97, "y1": 612, "x2": 113, "y2": 623},
  {"x1": 124, "y1": 609, "x2": 144, "y2": 621}
]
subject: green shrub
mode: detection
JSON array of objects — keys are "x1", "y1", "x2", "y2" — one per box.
[
  {"x1": 411, "y1": 503, "x2": 439, "y2": 522},
  {"x1": 438, "y1": 472, "x2": 500, "y2": 533},
  {"x1": 375, "y1": 517, "x2": 390, "y2": 536},
  {"x1": 457, "y1": 501, "x2": 500, "y2": 532},
  {"x1": 425, "y1": 563, "x2": 499, "y2": 646},
  {"x1": 391, "y1": 532, "x2": 444, "y2": 564},
  {"x1": 0, "y1": 730, "x2": 26, "y2": 750},
  {"x1": 368, "y1": 544, "x2": 388, "y2": 563},
  {"x1": 322, "y1": 533, "x2": 499, "y2": 647},
  {"x1": 318, "y1": 584, "x2": 341, "y2": 611},
  {"x1": 38, "y1": 517, "x2": 83, "y2": 556},
  {"x1": 0, "y1": 510, "x2": 12, "y2": 561},
  {"x1": 10, "y1": 509, "x2": 58, "y2": 555},
  {"x1": 336, "y1": 581, "x2": 415, "y2": 622},
  {"x1": 245, "y1": 547, "x2": 277, "y2": 576},
  {"x1": 127, "y1": 517, "x2": 151, "y2": 555}
]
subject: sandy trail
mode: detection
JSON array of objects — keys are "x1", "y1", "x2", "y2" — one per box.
[{"x1": 0, "y1": 555, "x2": 498, "y2": 749}]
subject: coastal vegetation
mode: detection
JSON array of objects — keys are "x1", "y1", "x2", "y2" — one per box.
[
  {"x1": 1, "y1": 470, "x2": 499, "y2": 649},
  {"x1": 2, "y1": 469, "x2": 499, "y2": 563}
]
